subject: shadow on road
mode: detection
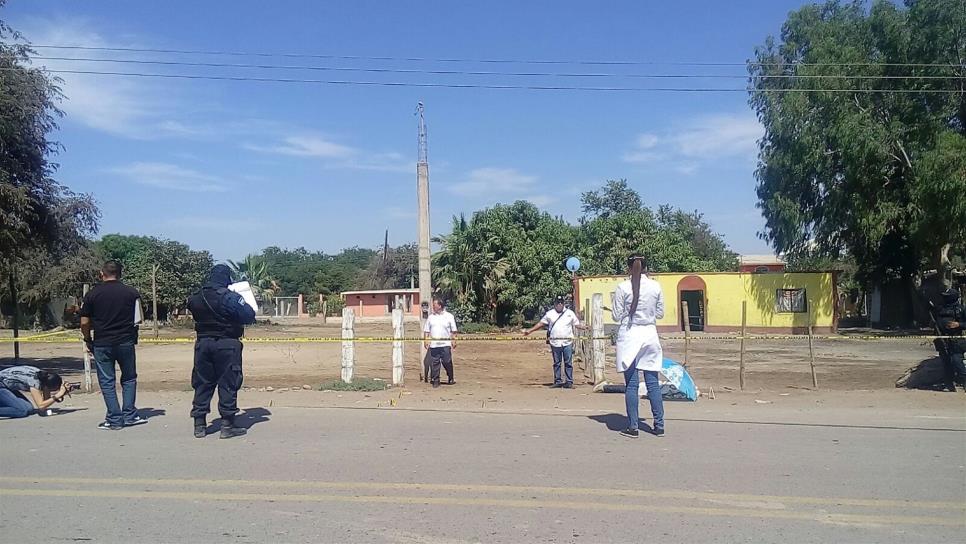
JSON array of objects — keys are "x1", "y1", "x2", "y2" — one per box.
[
  {"x1": 0, "y1": 357, "x2": 85, "y2": 375},
  {"x1": 139, "y1": 407, "x2": 167, "y2": 420},
  {"x1": 588, "y1": 413, "x2": 656, "y2": 433},
  {"x1": 238, "y1": 407, "x2": 271, "y2": 431}
]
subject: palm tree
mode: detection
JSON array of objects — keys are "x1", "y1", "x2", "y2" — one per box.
[
  {"x1": 228, "y1": 254, "x2": 278, "y2": 303},
  {"x1": 433, "y1": 214, "x2": 511, "y2": 322}
]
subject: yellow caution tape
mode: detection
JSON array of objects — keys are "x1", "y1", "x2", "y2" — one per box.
[{"x1": 0, "y1": 334, "x2": 960, "y2": 344}]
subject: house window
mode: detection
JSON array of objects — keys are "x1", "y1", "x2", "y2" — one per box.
[
  {"x1": 755, "y1": 266, "x2": 770, "y2": 273},
  {"x1": 776, "y1": 288, "x2": 807, "y2": 313}
]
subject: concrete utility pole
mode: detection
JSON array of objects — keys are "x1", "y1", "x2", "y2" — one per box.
[{"x1": 416, "y1": 102, "x2": 432, "y2": 378}]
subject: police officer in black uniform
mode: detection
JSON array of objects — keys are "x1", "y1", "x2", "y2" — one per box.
[
  {"x1": 187, "y1": 264, "x2": 257, "y2": 438},
  {"x1": 936, "y1": 288, "x2": 966, "y2": 391}
]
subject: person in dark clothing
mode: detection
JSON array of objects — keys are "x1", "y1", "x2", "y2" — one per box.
[
  {"x1": 186, "y1": 264, "x2": 257, "y2": 439},
  {"x1": 80, "y1": 260, "x2": 145, "y2": 430},
  {"x1": 936, "y1": 288, "x2": 966, "y2": 391}
]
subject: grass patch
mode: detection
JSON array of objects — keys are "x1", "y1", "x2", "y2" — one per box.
[
  {"x1": 319, "y1": 377, "x2": 387, "y2": 392},
  {"x1": 460, "y1": 322, "x2": 502, "y2": 334}
]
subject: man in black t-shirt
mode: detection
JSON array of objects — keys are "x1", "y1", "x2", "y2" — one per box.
[{"x1": 80, "y1": 260, "x2": 146, "y2": 430}]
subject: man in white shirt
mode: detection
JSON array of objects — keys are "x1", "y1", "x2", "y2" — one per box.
[
  {"x1": 523, "y1": 296, "x2": 585, "y2": 388},
  {"x1": 423, "y1": 297, "x2": 458, "y2": 388}
]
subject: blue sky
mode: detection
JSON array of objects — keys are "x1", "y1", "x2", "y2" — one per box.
[{"x1": 6, "y1": 1, "x2": 811, "y2": 261}]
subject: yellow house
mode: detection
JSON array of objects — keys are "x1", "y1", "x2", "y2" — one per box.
[{"x1": 574, "y1": 271, "x2": 837, "y2": 334}]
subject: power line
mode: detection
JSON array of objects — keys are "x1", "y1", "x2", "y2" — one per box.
[
  {"x1": 26, "y1": 55, "x2": 965, "y2": 81},
  {"x1": 8, "y1": 67, "x2": 960, "y2": 93},
  {"x1": 27, "y1": 43, "x2": 966, "y2": 69}
]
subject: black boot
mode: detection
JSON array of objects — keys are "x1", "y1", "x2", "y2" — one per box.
[
  {"x1": 193, "y1": 417, "x2": 206, "y2": 439},
  {"x1": 220, "y1": 416, "x2": 247, "y2": 439}
]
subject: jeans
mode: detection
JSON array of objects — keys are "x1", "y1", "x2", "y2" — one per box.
[
  {"x1": 93, "y1": 342, "x2": 138, "y2": 426},
  {"x1": 191, "y1": 337, "x2": 244, "y2": 419},
  {"x1": 623, "y1": 363, "x2": 664, "y2": 431},
  {"x1": 0, "y1": 388, "x2": 33, "y2": 418},
  {"x1": 551, "y1": 344, "x2": 574, "y2": 385}
]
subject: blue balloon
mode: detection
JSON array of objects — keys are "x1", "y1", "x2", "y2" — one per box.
[{"x1": 565, "y1": 256, "x2": 581, "y2": 272}]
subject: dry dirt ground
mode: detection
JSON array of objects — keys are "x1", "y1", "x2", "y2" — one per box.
[{"x1": 0, "y1": 319, "x2": 949, "y2": 400}]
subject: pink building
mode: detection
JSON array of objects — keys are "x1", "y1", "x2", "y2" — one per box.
[
  {"x1": 738, "y1": 254, "x2": 787, "y2": 274},
  {"x1": 341, "y1": 289, "x2": 421, "y2": 318}
]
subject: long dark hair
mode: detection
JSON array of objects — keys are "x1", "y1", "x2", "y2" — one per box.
[
  {"x1": 37, "y1": 370, "x2": 62, "y2": 393},
  {"x1": 627, "y1": 255, "x2": 646, "y2": 326}
]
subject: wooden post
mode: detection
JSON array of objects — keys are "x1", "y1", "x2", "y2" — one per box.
[
  {"x1": 341, "y1": 308, "x2": 354, "y2": 383},
  {"x1": 392, "y1": 308, "x2": 405, "y2": 386},
  {"x1": 82, "y1": 283, "x2": 93, "y2": 392},
  {"x1": 807, "y1": 304, "x2": 818, "y2": 389},
  {"x1": 321, "y1": 297, "x2": 328, "y2": 324},
  {"x1": 591, "y1": 293, "x2": 605, "y2": 385},
  {"x1": 739, "y1": 300, "x2": 747, "y2": 391},
  {"x1": 7, "y1": 271, "x2": 19, "y2": 361},
  {"x1": 151, "y1": 263, "x2": 159, "y2": 339},
  {"x1": 359, "y1": 299, "x2": 363, "y2": 318},
  {"x1": 681, "y1": 300, "x2": 691, "y2": 366}
]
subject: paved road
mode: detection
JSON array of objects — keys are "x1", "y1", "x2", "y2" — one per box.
[{"x1": 1, "y1": 392, "x2": 964, "y2": 543}]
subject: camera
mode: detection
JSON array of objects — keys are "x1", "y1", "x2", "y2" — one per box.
[{"x1": 55, "y1": 382, "x2": 82, "y2": 403}]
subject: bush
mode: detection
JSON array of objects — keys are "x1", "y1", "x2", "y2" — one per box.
[
  {"x1": 459, "y1": 322, "x2": 500, "y2": 334},
  {"x1": 446, "y1": 299, "x2": 476, "y2": 323},
  {"x1": 324, "y1": 295, "x2": 345, "y2": 317}
]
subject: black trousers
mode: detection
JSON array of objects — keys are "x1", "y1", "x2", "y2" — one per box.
[
  {"x1": 191, "y1": 337, "x2": 244, "y2": 419},
  {"x1": 429, "y1": 347, "x2": 454, "y2": 383}
]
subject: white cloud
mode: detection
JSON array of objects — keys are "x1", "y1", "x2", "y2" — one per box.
[
  {"x1": 673, "y1": 114, "x2": 762, "y2": 159},
  {"x1": 622, "y1": 150, "x2": 666, "y2": 164},
  {"x1": 635, "y1": 133, "x2": 660, "y2": 149},
  {"x1": 523, "y1": 195, "x2": 556, "y2": 208},
  {"x1": 674, "y1": 162, "x2": 699, "y2": 175},
  {"x1": 245, "y1": 135, "x2": 356, "y2": 159},
  {"x1": 449, "y1": 167, "x2": 538, "y2": 197},
  {"x1": 23, "y1": 20, "x2": 190, "y2": 139},
  {"x1": 246, "y1": 136, "x2": 412, "y2": 172},
  {"x1": 110, "y1": 162, "x2": 227, "y2": 192},
  {"x1": 622, "y1": 112, "x2": 762, "y2": 167}
]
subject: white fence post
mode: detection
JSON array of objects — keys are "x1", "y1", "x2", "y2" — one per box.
[
  {"x1": 592, "y1": 293, "x2": 606, "y2": 385},
  {"x1": 392, "y1": 308, "x2": 405, "y2": 386},
  {"x1": 341, "y1": 308, "x2": 354, "y2": 383}
]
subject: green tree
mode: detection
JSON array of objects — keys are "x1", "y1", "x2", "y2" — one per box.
[
  {"x1": 579, "y1": 179, "x2": 644, "y2": 219},
  {"x1": 255, "y1": 246, "x2": 375, "y2": 297},
  {"x1": 1, "y1": 7, "x2": 100, "y2": 327},
  {"x1": 434, "y1": 203, "x2": 575, "y2": 324},
  {"x1": 96, "y1": 234, "x2": 213, "y2": 315},
  {"x1": 577, "y1": 184, "x2": 738, "y2": 274},
  {"x1": 362, "y1": 243, "x2": 418, "y2": 290},
  {"x1": 749, "y1": 0, "x2": 965, "y2": 322}
]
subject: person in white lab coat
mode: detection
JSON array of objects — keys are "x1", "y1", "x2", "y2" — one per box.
[{"x1": 612, "y1": 255, "x2": 665, "y2": 438}]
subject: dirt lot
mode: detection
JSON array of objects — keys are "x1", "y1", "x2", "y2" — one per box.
[{"x1": 0, "y1": 319, "x2": 944, "y2": 396}]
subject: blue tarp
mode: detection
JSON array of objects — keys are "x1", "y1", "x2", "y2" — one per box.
[{"x1": 640, "y1": 358, "x2": 699, "y2": 401}]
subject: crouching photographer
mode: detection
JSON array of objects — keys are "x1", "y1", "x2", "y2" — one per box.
[{"x1": 0, "y1": 366, "x2": 75, "y2": 419}]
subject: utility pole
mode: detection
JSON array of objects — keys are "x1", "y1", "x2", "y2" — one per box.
[{"x1": 416, "y1": 102, "x2": 432, "y2": 380}]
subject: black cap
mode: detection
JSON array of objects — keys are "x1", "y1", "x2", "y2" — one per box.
[{"x1": 554, "y1": 296, "x2": 566, "y2": 305}]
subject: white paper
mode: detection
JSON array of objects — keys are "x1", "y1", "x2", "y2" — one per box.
[
  {"x1": 133, "y1": 298, "x2": 143, "y2": 324},
  {"x1": 228, "y1": 281, "x2": 259, "y2": 313}
]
